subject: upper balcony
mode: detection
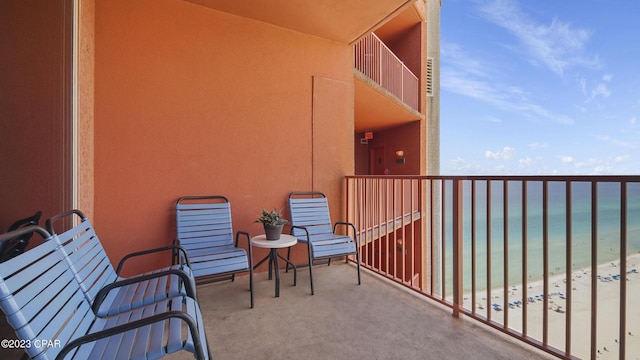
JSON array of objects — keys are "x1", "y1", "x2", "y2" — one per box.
[
  {"x1": 354, "y1": 33, "x2": 422, "y2": 132},
  {"x1": 354, "y1": 33, "x2": 419, "y2": 112}
]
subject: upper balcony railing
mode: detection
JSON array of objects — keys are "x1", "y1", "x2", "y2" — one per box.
[
  {"x1": 354, "y1": 33, "x2": 419, "y2": 112},
  {"x1": 345, "y1": 175, "x2": 640, "y2": 360}
]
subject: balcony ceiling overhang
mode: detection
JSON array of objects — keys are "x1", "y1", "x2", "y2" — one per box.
[
  {"x1": 183, "y1": 0, "x2": 417, "y2": 44},
  {"x1": 354, "y1": 73, "x2": 423, "y2": 132}
]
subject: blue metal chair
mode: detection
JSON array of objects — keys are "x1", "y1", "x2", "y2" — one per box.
[
  {"x1": 46, "y1": 210, "x2": 197, "y2": 317},
  {"x1": 0, "y1": 225, "x2": 211, "y2": 360},
  {"x1": 288, "y1": 191, "x2": 361, "y2": 295},
  {"x1": 176, "y1": 196, "x2": 254, "y2": 308},
  {"x1": 0, "y1": 210, "x2": 41, "y2": 262}
]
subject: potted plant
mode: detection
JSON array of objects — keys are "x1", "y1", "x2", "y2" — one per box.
[{"x1": 255, "y1": 208, "x2": 288, "y2": 240}]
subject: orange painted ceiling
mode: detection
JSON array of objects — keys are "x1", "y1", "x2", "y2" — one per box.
[
  {"x1": 354, "y1": 73, "x2": 422, "y2": 132},
  {"x1": 183, "y1": 0, "x2": 417, "y2": 44}
]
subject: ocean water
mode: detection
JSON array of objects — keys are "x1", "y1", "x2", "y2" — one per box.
[{"x1": 440, "y1": 181, "x2": 640, "y2": 293}]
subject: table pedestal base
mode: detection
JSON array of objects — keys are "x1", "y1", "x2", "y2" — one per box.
[{"x1": 254, "y1": 249, "x2": 297, "y2": 297}]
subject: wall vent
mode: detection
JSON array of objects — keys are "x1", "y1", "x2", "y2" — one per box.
[{"x1": 426, "y1": 57, "x2": 434, "y2": 97}]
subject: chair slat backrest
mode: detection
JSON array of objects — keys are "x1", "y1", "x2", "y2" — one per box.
[
  {"x1": 47, "y1": 211, "x2": 118, "y2": 307},
  {"x1": 176, "y1": 196, "x2": 234, "y2": 250},
  {"x1": 0, "y1": 227, "x2": 94, "y2": 360},
  {"x1": 288, "y1": 192, "x2": 334, "y2": 239}
]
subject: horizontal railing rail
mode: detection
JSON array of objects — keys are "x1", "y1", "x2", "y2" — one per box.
[
  {"x1": 346, "y1": 175, "x2": 640, "y2": 360},
  {"x1": 354, "y1": 33, "x2": 419, "y2": 111}
]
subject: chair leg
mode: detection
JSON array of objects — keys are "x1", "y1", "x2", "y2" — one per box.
[
  {"x1": 307, "y1": 243, "x2": 314, "y2": 295},
  {"x1": 286, "y1": 247, "x2": 292, "y2": 273},
  {"x1": 356, "y1": 251, "x2": 361, "y2": 285},
  {"x1": 249, "y1": 268, "x2": 254, "y2": 308}
]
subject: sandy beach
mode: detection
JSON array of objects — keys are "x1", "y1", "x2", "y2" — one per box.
[{"x1": 461, "y1": 253, "x2": 640, "y2": 359}]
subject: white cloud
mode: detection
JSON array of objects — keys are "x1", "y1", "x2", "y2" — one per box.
[
  {"x1": 561, "y1": 156, "x2": 574, "y2": 164},
  {"x1": 485, "y1": 146, "x2": 516, "y2": 160},
  {"x1": 441, "y1": 43, "x2": 490, "y2": 79},
  {"x1": 569, "y1": 156, "x2": 634, "y2": 175},
  {"x1": 441, "y1": 68, "x2": 506, "y2": 104},
  {"x1": 597, "y1": 135, "x2": 638, "y2": 149},
  {"x1": 591, "y1": 83, "x2": 611, "y2": 98},
  {"x1": 579, "y1": 78, "x2": 588, "y2": 96},
  {"x1": 478, "y1": 0, "x2": 600, "y2": 76},
  {"x1": 615, "y1": 155, "x2": 630, "y2": 163},
  {"x1": 485, "y1": 116, "x2": 503, "y2": 123},
  {"x1": 518, "y1": 157, "x2": 533, "y2": 166},
  {"x1": 446, "y1": 157, "x2": 486, "y2": 175},
  {"x1": 603, "y1": 74, "x2": 613, "y2": 81},
  {"x1": 528, "y1": 142, "x2": 548, "y2": 151},
  {"x1": 441, "y1": 66, "x2": 574, "y2": 124},
  {"x1": 575, "y1": 104, "x2": 587, "y2": 113}
]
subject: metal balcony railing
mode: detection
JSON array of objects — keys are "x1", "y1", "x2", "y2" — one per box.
[
  {"x1": 354, "y1": 33, "x2": 419, "y2": 112},
  {"x1": 345, "y1": 175, "x2": 640, "y2": 360}
]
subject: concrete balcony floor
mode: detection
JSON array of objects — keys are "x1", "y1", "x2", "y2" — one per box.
[
  {"x1": 170, "y1": 262, "x2": 555, "y2": 360},
  {"x1": 0, "y1": 261, "x2": 556, "y2": 360}
]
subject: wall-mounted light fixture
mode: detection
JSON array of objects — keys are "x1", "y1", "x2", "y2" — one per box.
[{"x1": 395, "y1": 150, "x2": 405, "y2": 164}]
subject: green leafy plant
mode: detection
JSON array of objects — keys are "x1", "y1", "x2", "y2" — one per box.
[{"x1": 255, "y1": 208, "x2": 288, "y2": 226}]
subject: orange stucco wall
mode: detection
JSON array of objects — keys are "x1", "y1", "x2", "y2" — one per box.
[
  {"x1": 94, "y1": 0, "x2": 354, "y2": 274},
  {"x1": 0, "y1": 0, "x2": 72, "y2": 230}
]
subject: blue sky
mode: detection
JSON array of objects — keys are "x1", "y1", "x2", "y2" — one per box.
[{"x1": 440, "y1": 0, "x2": 640, "y2": 175}]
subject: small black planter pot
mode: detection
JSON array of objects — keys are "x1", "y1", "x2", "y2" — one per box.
[{"x1": 264, "y1": 224, "x2": 284, "y2": 240}]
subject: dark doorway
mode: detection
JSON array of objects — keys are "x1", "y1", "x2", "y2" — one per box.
[
  {"x1": 369, "y1": 146, "x2": 386, "y2": 175},
  {"x1": 0, "y1": 0, "x2": 74, "y2": 232}
]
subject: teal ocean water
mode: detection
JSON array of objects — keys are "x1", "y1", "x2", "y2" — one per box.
[{"x1": 441, "y1": 181, "x2": 640, "y2": 293}]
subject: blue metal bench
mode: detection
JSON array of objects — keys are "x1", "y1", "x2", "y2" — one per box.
[
  {"x1": 176, "y1": 196, "x2": 254, "y2": 308},
  {"x1": 46, "y1": 210, "x2": 197, "y2": 317},
  {"x1": 288, "y1": 191, "x2": 361, "y2": 295},
  {"x1": 0, "y1": 225, "x2": 211, "y2": 360}
]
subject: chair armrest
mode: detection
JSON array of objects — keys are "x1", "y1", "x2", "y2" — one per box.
[
  {"x1": 0, "y1": 225, "x2": 52, "y2": 243},
  {"x1": 55, "y1": 310, "x2": 207, "y2": 360},
  {"x1": 333, "y1": 222, "x2": 359, "y2": 247},
  {"x1": 290, "y1": 225, "x2": 311, "y2": 241},
  {"x1": 92, "y1": 268, "x2": 196, "y2": 314},
  {"x1": 236, "y1": 231, "x2": 253, "y2": 268},
  {"x1": 116, "y1": 244, "x2": 191, "y2": 275}
]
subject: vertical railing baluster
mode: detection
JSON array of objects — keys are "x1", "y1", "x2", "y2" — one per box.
[
  {"x1": 471, "y1": 180, "x2": 477, "y2": 315},
  {"x1": 565, "y1": 181, "x2": 573, "y2": 355},
  {"x1": 410, "y1": 179, "x2": 416, "y2": 288},
  {"x1": 503, "y1": 180, "x2": 509, "y2": 328},
  {"x1": 392, "y1": 178, "x2": 397, "y2": 281},
  {"x1": 379, "y1": 178, "x2": 384, "y2": 275},
  {"x1": 619, "y1": 181, "x2": 627, "y2": 360},
  {"x1": 522, "y1": 180, "x2": 528, "y2": 337},
  {"x1": 452, "y1": 178, "x2": 463, "y2": 318},
  {"x1": 363, "y1": 178, "x2": 369, "y2": 268},
  {"x1": 543, "y1": 181, "x2": 549, "y2": 346},
  {"x1": 590, "y1": 181, "x2": 598, "y2": 360},
  {"x1": 420, "y1": 178, "x2": 426, "y2": 291},
  {"x1": 486, "y1": 180, "x2": 492, "y2": 321},
  {"x1": 442, "y1": 180, "x2": 447, "y2": 301},
  {"x1": 430, "y1": 179, "x2": 435, "y2": 296},
  {"x1": 402, "y1": 180, "x2": 407, "y2": 282}
]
